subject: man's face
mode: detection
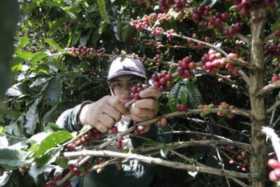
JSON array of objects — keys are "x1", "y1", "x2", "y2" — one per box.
[{"x1": 108, "y1": 75, "x2": 144, "y2": 103}]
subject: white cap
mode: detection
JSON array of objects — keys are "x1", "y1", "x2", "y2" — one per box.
[{"x1": 107, "y1": 56, "x2": 146, "y2": 81}]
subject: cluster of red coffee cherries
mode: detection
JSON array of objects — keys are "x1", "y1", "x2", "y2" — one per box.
[
  {"x1": 65, "y1": 128, "x2": 102, "y2": 151},
  {"x1": 233, "y1": 0, "x2": 277, "y2": 15},
  {"x1": 272, "y1": 74, "x2": 280, "y2": 82},
  {"x1": 44, "y1": 174, "x2": 71, "y2": 187},
  {"x1": 68, "y1": 164, "x2": 81, "y2": 176},
  {"x1": 228, "y1": 150, "x2": 249, "y2": 172},
  {"x1": 159, "y1": 0, "x2": 186, "y2": 12},
  {"x1": 201, "y1": 50, "x2": 224, "y2": 74},
  {"x1": 177, "y1": 56, "x2": 196, "y2": 79},
  {"x1": 265, "y1": 43, "x2": 280, "y2": 56},
  {"x1": 67, "y1": 47, "x2": 96, "y2": 58},
  {"x1": 151, "y1": 71, "x2": 173, "y2": 90},
  {"x1": 202, "y1": 50, "x2": 239, "y2": 76},
  {"x1": 130, "y1": 13, "x2": 170, "y2": 31},
  {"x1": 217, "y1": 102, "x2": 235, "y2": 118},
  {"x1": 207, "y1": 12, "x2": 229, "y2": 29},
  {"x1": 191, "y1": 5, "x2": 210, "y2": 23},
  {"x1": 129, "y1": 84, "x2": 148, "y2": 100},
  {"x1": 176, "y1": 104, "x2": 188, "y2": 111},
  {"x1": 191, "y1": 5, "x2": 242, "y2": 37},
  {"x1": 224, "y1": 22, "x2": 242, "y2": 37},
  {"x1": 151, "y1": 27, "x2": 164, "y2": 36}
]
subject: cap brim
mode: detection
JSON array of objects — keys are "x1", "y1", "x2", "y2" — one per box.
[{"x1": 107, "y1": 71, "x2": 146, "y2": 81}]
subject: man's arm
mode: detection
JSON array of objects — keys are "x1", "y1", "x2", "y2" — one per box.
[{"x1": 56, "y1": 102, "x2": 91, "y2": 131}]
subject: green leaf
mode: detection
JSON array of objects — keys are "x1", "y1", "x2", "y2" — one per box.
[
  {"x1": 34, "y1": 131, "x2": 72, "y2": 158},
  {"x1": 168, "y1": 80, "x2": 203, "y2": 110},
  {"x1": 97, "y1": 0, "x2": 109, "y2": 23},
  {"x1": 0, "y1": 126, "x2": 4, "y2": 135},
  {"x1": 30, "y1": 52, "x2": 48, "y2": 64},
  {"x1": 0, "y1": 148, "x2": 27, "y2": 169},
  {"x1": 271, "y1": 20, "x2": 280, "y2": 32},
  {"x1": 34, "y1": 147, "x2": 62, "y2": 167},
  {"x1": 18, "y1": 35, "x2": 29, "y2": 49},
  {"x1": 15, "y1": 49, "x2": 34, "y2": 61},
  {"x1": 185, "y1": 80, "x2": 203, "y2": 108},
  {"x1": 45, "y1": 39, "x2": 63, "y2": 52}
]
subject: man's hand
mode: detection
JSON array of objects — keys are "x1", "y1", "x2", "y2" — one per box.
[
  {"x1": 268, "y1": 158, "x2": 280, "y2": 182},
  {"x1": 130, "y1": 86, "x2": 161, "y2": 133},
  {"x1": 79, "y1": 96, "x2": 127, "y2": 133}
]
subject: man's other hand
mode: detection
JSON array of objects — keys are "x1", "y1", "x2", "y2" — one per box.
[{"x1": 79, "y1": 96, "x2": 127, "y2": 133}]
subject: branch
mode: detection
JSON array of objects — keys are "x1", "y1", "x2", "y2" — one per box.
[
  {"x1": 229, "y1": 177, "x2": 249, "y2": 187},
  {"x1": 58, "y1": 107, "x2": 250, "y2": 186},
  {"x1": 64, "y1": 150, "x2": 250, "y2": 179},
  {"x1": 267, "y1": 100, "x2": 280, "y2": 113},
  {"x1": 158, "y1": 130, "x2": 251, "y2": 149},
  {"x1": 237, "y1": 34, "x2": 250, "y2": 45},
  {"x1": 265, "y1": 30, "x2": 280, "y2": 41},
  {"x1": 238, "y1": 69, "x2": 251, "y2": 86},
  {"x1": 257, "y1": 80, "x2": 280, "y2": 96},
  {"x1": 137, "y1": 107, "x2": 251, "y2": 128},
  {"x1": 135, "y1": 139, "x2": 250, "y2": 155}
]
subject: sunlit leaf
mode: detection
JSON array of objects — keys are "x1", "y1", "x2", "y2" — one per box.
[
  {"x1": 45, "y1": 39, "x2": 63, "y2": 52},
  {"x1": 18, "y1": 35, "x2": 29, "y2": 49},
  {"x1": 33, "y1": 131, "x2": 72, "y2": 158},
  {"x1": 97, "y1": 0, "x2": 109, "y2": 23}
]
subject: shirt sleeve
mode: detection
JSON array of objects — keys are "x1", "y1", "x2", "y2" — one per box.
[{"x1": 56, "y1": 101, "x2": 92, "y2": 132}]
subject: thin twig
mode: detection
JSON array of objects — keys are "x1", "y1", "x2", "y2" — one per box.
[
  {"x1": 237, "y1": 34, "x2": 250, "y2": 44},
  {"x1": 267, "y1": 100, "x2": 280, "y2": 113},
  {"x1": 258, "y1": 80, "x2": 280, "y2": 96},
  {"x1": 229, "y1": 177, "x2": 249, "y2": 187},
  {"x1": 64, "y1": 150, "x2": 250, "y2": 179}
]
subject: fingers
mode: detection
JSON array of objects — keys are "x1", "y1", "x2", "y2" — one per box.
[
  {"x1": 99, "y1": 112, "x2": 115, "y2": 128},
  {"x1": 107, "y1": 96, "x2": 127, "y2": 114},
  {"x1": 139, "y1": 87, "x2": 161, "y2": 99},
  {"x1": 132, "y1": 99, "x2": 157, "y2": 110},
  {"x1": 130, "y1": 107, "x2": 155, "y2": 121},
  {"x1": 95, "y1": 120, "x2": 108, "y2": 133},
  {"x1": 158, "y1": 117, "x2": 168, "y2": 128},
  {"x1": 269, "y1": 168, "x2": 280, "y2": 182},
  {"x1": 103, "y1": 103, "x2": 121, "y2": 122}
]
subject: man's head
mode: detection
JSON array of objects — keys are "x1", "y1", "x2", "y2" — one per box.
[{"x1": 107, "y1": 56, "x2": 146, "y2": 102}]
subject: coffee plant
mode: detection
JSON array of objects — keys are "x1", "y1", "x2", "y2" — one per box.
[{"x1": 1, "y1": 0, "x2": 280, "y2": 187}]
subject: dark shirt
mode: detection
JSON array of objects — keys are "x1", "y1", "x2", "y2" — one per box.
[{"x1": 56, "y1": 103, "x2": 156, "y2": 187}]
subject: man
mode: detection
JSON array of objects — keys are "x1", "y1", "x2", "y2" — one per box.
[{"x1": 56, "y1": 55, "x2": 161, "y2": 187}]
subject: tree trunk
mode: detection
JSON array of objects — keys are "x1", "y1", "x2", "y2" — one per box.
[{"x1": 249, "y1": 7, "x2": 267, "y2": 187}]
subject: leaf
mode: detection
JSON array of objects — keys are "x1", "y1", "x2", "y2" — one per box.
[
  {"x1": 46, "y1": 76, "x2": 62, "y2": 104},
  {"x1": 35, "y1": 147, "x2": 62, "y2": 167},
  {"x1": 24, "y1": 97, "x2": 42, "y2": 135},
  {"x1": 271, "y1": 20, "x2": 280, "y2": 32},
  {"x1": 97, "y1": 0, "x2": 109, "y2": 23},
  {"x1": 45, "y1": 39, "x2": 63, "y2": 52},
  {"x1": 0, "y1": 148, "x2": 27, "y2": 169},
  {"x1": 15, "y1": 49, "x2": 34, "y2": 61},
  {"x1": 168, "y1": 80, "x2": 203, "y2": 110},
  {"x1": 5, "y1": 83, "x2": 23, "y2": 97},
  {"x1": 30, "y1": 52, "x2": 48, "y2": 64},
  {"x1": 33, "y1": 131, "x2": 72, "y2": 158},
  {"x1": 185, "y1": 80, "x2": 203, "y2": 108},
  {"x1": 18, "y1": 35, "x2": 29, "y2": 49},
  {"x1": 0, "y1": 127, "x2": 4, "y2": 135}
]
